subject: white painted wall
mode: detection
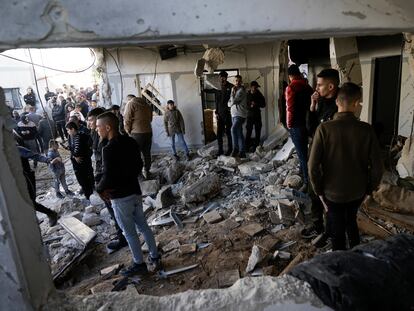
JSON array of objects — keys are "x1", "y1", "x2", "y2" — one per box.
[{"x1": 105, "y1": 42, "x2": 280, "y2": 152}]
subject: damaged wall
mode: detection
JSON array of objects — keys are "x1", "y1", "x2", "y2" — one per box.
[{"x1": 105, "y1": 42, "x2": 280, "y2": 151}]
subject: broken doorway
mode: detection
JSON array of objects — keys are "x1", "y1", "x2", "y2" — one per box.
[{"x1": 372, "y1": 55, "x2": 402, "y2": 147}]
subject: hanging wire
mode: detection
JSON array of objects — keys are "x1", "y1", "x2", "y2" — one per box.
[
  {"x1": 104, "y1": 48, "x2": 124, "y2": 107},
  {"x1": 0, "y1": 48, "x2": 96, "y2": 73},
  {"x1": 27, "y1": 48, "x2": 57, "y2": 144}
]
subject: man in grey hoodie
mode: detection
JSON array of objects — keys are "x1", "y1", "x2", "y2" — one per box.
[{"x1": 228, "y1": 75, "x2": 248, "y2": 158}]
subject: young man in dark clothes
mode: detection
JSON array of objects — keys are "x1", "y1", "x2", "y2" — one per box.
[
  {"x1": 23, "y1": 87, "x2": 36, "y2": 107},
  {"x1": 96, "y1": 112, "x2": 160, "y2": 277},
  {"x1": 285, "y1": 64, "x2": 313, "y2": 191},
  {"x1": 301, "y1": 68, "x2": 340, "y2": 242},
  {"x1": 215, "y1": 70, "x2": 234, "y2": 156},
  {"x1": 65, "y1": 121, "x2": 94, "y2": 200},
  {"x1": 52, "y1": 97, "x2": 68, "y2": 141},
  {"x1": 308, "y1": 82, "x2": 384, "y2": 250},
  {"x1": 38, "y1": 112, "x2": 57, "y2": 153},
  {"x1": 245, "y1": 81, "x2": 266, "y2": 151},
  {"x1": 87, "y1": 108, "x2": 128, "y2": 252}
]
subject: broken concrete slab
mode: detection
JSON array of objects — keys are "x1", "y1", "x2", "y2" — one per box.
[
  {"x1": 58, "y1": 216, "x2": 97, "y2": 246},
  {"x1": 140, "y1": 180, "x2": 160, "y2": 196},
  {"x1": 197, "y1": 139, "x2": 220, "y2": 158},
  {"x1": 246, "y1": 245, "x2": 262, "y2": 273},
  {"x1": 262, "y1": 124, "x2": 289, "y2": 151},
  {"x1": 240, "y1": 223, "x2": 264, "y2": 236},
  {"x1": 238, "y1": 161, "x2": 271, "y2": 177},
  {"x1": 181, "y1": 173, "x2": 221, "y2": 204},
  {"x1": 216, "y1": 155, "x2": 241, "y2": 168},
  {"x1": 218, "y1": 269, "x2": 240, "y2": 288},
  {"x1": 220, "y1": 218, "x2": 240, "y2": 230},
  {"x1": 276, "y1": 201, "x2": 296, "y2": 225},
  {"x1": 162, "y1": 239, "x2": 181, "y2": 253},
  {"x1": 272, "y1": 137, "x2": 295, "y2": 162},
  {"x1": 179, "y1": 243, "x2": 197, "y2": 254},
  {"x1": 265, "y1": 185, "x2": 281, "y2": 196},
  {"x1": 164, "y1": 162, "x2": 185, "y2": 184},
  {"x1": 203, "y1": 210, "x2": 223, "y2": 224},
  {"x1": 155, "y1": 185, "x2": 175, "y2": 210},
  {"x1": 82, "y1": 213, "x2": 102, "y2": 227}
]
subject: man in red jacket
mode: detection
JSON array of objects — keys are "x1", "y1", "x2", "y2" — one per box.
[{"x1": 285, "y1": 64, "x2": 313, "y2": 191}]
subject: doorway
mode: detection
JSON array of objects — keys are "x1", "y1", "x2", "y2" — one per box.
[{"x1": 372, "y1": 55, "x2": 402, "y2": 147}]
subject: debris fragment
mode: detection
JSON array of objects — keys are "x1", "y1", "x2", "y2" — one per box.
[
  {"x1": 162, "y1": 239, "x2": 181, "y2": 253},
  {"x1": 155, "y1": 185, "x2": 175, "y2": 209},
  {"x1": 272, "y1": 137, "x2": 295, "y2": 162},
  {"x1": 218, "y1": 269, "x2": 240, "y2": 288},
  {"x1": 158, "y1": 264, "x2": 199, "y2": 278},
  {"x1": 179, "y1": 243, "x2": 197, "y2": 254},
  {"x1": 58, "y1": 216, "x2": 96, "y2": 246},
  {"x1": 203, "y1": 210, "x2": 223, "y2": 224},
  {"x1": 100, "y1": 264, "x2": 121, "y2": 276},
  {"x1": 246, "y1": 245, "x2": 262, "y2": 273},
  {"x1": 140, "y1": 180, "x2": 160, "y2": 196},
  {"x1": 181, "y1": 173, "x2": 221, "y2": 203},
  {"x1": 240, "y1": 223, "x2": 264, "y2": 236}
]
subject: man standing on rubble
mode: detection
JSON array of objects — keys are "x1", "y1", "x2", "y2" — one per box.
[
  {"x1": 87, "y1": 107, "x2": 128, "y2": 252},
  {"x1": 245, "y1": 81, "x2": 266, "y2": 152},
  {"x1": 96, "y1": 112, "x2": 160, "y2": 277},
  {"x1": 285, "y1": 64, "x2": 313, "y2": 191},
  {"x1": 215, "y1": 70, "x2": 234, "y2": 156},
  {"x1": 308, "y1": 82, "x2": 384, "y2": 250},
  {"x1": 301, "y1": 68, "x2": 340, "y2": 242}
]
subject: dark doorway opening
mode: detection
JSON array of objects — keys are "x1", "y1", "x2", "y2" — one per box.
[{"x1": 372, "y1": 55, "x2": 402, "y2": 147}]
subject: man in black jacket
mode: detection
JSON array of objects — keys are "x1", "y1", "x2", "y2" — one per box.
[
  {"x1": 51, "y1": 97, "x2": 68, "y2": 141},
  {"x1": 87, "y1": 107, "x2": 127, "y2": 252},
  {"x1": 245, "y1": 81, "x2": 266, "y2": 151},
  {"x1": 66, "y1": 121, "x2": 94, "y2": 200},
  {"x1": 96, "y1": 112, "x2": 160, "y2": 277},
  {"x1": 23, "y1": 87, "x2": 36, "y2": 107},
  {"x1": 38, "y1": 113, "x2": 56, "y2": 153},
  {"x1": 215, "y1": 70, "x2": 234, "y2": 156}
]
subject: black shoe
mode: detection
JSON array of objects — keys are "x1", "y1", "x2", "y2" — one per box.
[
  {"x1": 173, "y1": 154, "x2": 180, "y2": 160},
  {"x1": 107, "y1": 238, "x2": 128, "y2": 251},
  {"x1": 185, "y1": 153, "x2": 191, "y2": 161},
  {"x1": 239, "y1": 151, "x2": 246, "y2": 159},
  {"x1": 65, "y1": 190, "x2": 75, "y2": 196},
  {"x1": 120, "y1": 262, "x2": 148, "y2": 277},
  {"x1": 48, "y1": 212, "x2": 58, "y2": 227},
  {"x1": 218, "y1": 149, "x2": 224, "y2": 156},
  {"x1": 147, "y1": 255, "x2": 162, "y2": 271},
  {"x1": 230, "y1": 150, "x2": 239, "y2": 158},
  {"x1": 301, "y1": 226, "x2": 319, "y2": 239},
  {"x1": 312, "y1": 233, "x2": 331, "y2": 249},
  {"x1": 225, "y1": 149, "x2": 233, "y2": 156},
  {"x1": 56, "y1": 192, "x2": 64, "y2": 199}
]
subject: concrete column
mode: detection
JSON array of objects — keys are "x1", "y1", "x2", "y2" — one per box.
[
  {"x1": 0, "y1": 88, "x2": 54, "y2": 311},
  {"x1": 329, "y1": 37, "x2": 363, "y2": 117}
]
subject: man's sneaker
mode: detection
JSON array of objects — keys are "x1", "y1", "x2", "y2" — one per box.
[
  {"x1": 173, "y1": 154, "x2": 180, "y2": 160},
  {"x1": 120, "y1": 262, "x2": 148, "y2": 277},
  {"x1": 312, "y1": 233, "x2": 330, "y2": 249},
  {"x1": 230, "y1": 150, "x2": 239, "y2": 158},
  {"x1": 48, "y1": 212, "x2": 58, "y2": 227},
  {"x1": 147, "y1": 255, "x2": 162, "y2": 271},
  {"x1": 107, "y1": 238, "x2": 128, "y2": 252},
  {"x1": 239, "y1": 152, "x2": 247, "y2": 159},
  {"x1": 56, "y1": 192, "x2": 64, "y2": 199},
  {"x1": 225, "y1": 149, "x2": 233, "y2": 156},
  {"x1": 65, "y1": 190, "x2": 75, "y2": 196},
  {"x1": 301, "y1": 226, "x2": 319, "y2": 239}
]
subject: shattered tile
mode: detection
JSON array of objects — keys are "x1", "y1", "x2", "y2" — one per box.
[
  {"x1": 240, "y1": 223, "x2": 264, "y2": 236},
  {"x1": 179, "y1": 243, "x2": 197, "y2": 254},
  {"x1": 218, "y1": 269, "x2": 240, "y2": 288},
  {"x1": 220, "y1": 218, "x2": 240, "y2": 230},
  {"x1": 272, "y1": 138, "x2": 295, "y2": 162},
  {"x1": 203, "y1": 210, "x2": 223, "y2": 224},
  {"x1": 269, "y1": 211, "x2": 280, "y2": 224},
  {"x1": 217, "y1": 155, "x2": 241, "y2": 168}
]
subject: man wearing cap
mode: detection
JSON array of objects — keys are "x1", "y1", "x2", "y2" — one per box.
[
  {"x1": 215, "y1": 70, "x2": 234, "y2": 156},
  {"x1": 245, "y1": 81, "x2": 266, "y2": 151}
]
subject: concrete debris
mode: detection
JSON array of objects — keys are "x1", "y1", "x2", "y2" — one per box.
[
  {"x1": 283, "y1": 174, "x2": 302, "y2": 189},
  {"x1": 265, "y1": 185, "x2": 281, "y2": 196},
  {"x1": 162, "y1": 239, "x2": 181, "y2": 253},
  {"x1": 240, "y1": 223, "x2": 264, "y2": 236},
  {"x1": 179, "y1": 243, "x2": 197, "y2": 254},
  {"x1": 217, "y1": 155, "x2": 241, "y2": 168},
  {"x1": 274, "y1": 250, "x2": 291, "y2": 259},
  {"x1": 140, "y1": 180, "x2": 160, "y2": 196},
  {"x1": 155, "y1": 185, "x2": 175, "y2": 209},
  {"x1": 238, "y1": 161, "x2": 271, "y2": 177},
  {"x1": 158, "y1": 264, "x2": 199, "y2": 279},
  {"x1": 100, "y1": 264, "x2": 121, "y2": 276},
  {"x1": 58, "y1": 216, "x2": 97, "y2": 246},
  {"x1": 272, "y1": 137, "x2": 295, "y2": 162},
  {"x1": 257, "y1": 235, "x2": 279, "y2": 252},
  {"x1": 82, "y1": 213, "x2": 102, "y2": 227},
  {"x1": 85, "y1": 205, "x2": 97, "y2": 214},
  {"x1": 262, "y1": 124, "x2": 289, "y2": 151},
  {"x1": 203, "y1": 210, "x2": 223, "y2": 224},
  {"x1": 250, "y1": 199, "x2": 264, "y2": 208},
  {"x1": 396, "y1": 136, "x2": 414, "y2": 178},
  {"x1": 164, "y1": 162, "x2": 185, "y2": 184},
  {"x1": 218, "y1": 269, "x2": 240, "y2": 288},
  {"x1": 246, "y1": 245, "x2": 262, "y2": 273},
  {"x1": 276, "y1": 201, "x2": 296, "y2": 225},
  {"x1": 181, "y1": 173, "x2": 220, "y2": 203},
  {"x1": 66, "y1": 211, "x2": 83, "y2": 221},
  {"x1": 197, "y1": 139, "x2": 220, "y2": 158}
]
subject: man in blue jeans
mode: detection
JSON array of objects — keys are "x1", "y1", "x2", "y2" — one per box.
[
  {"x1": 164, "y1": 100, "x2": 190, "y2": 160},
  {"x1": 228, "y1": 75, "x2": 248, "y2": 158},
  {"x1": 96, "y1": 112, "x2": 160, "y2": 277},
  {"x1": 285, "y1": 64, "x2": 313, "y2": 191}
]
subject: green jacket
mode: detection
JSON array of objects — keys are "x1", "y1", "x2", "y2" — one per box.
[
  {"x1": 308, "y1": 112, "x2": 384, "y2": 203},
  {"x1": 164, "y1": 108, "x2": 185, "y2": 136}
]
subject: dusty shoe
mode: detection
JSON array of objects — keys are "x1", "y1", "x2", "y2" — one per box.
[
  {"x1": 173, "y1": 154, "x2": 180, "y2": 161},
  {"x1": 120, "y1": 262, "x2": 148, "y2": 277},
  {"x1": 48, "y1": 212, "x2": 58, "y2": 227},
  {"x1": 56, "y1": 192, "x2": 64, "y2": 199},
  {"x1": 107, "y1": 238, "x2": 128, "y2": 252},
  {"x1": 148, "y1": 255, "x2": 162, "y2": 271}
]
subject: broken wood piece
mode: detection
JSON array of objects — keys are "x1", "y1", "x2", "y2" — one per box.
[
  {"x1": 277, "y1": 240, "x2": 296, "y2": 250},
  {"x1": 357, "y1": 212, "x2": 392, "y2": 239},
  {"x1": 279, "y1": 251, "x2": 306, "y2": 275},
  {"x1": 240, "y1": 223, "x2": 264, "y2": 236},
  {"x1": 158, "y1": 263, "x2": 199, "y2": 278},
  {"x1": 218, "y1": 269, "x2": 240, "y2": 288},
  {"x1": 58, "y1": 216, "x2": 97, "y2": 246},
  {"x1": 100, "y1": 264, "x2": 120, "y2": 276},
  {"x1": 179, "y1": 243, "x2": 197, "y2": 254}
]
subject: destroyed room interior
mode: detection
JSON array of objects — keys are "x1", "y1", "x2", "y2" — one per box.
[{"x1": 2, "y1": 1, "x2": 414, "y2": 311}]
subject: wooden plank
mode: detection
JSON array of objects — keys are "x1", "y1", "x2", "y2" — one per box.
[
  {"x1": 356, "y1": 212, "x2": 391, "y2": 239},
  {"x1": 364, "y1": 204, "x2": 414, "y2": 232},
  {"x1": 58, "y1": 216, "x2": 97, "y2": 246},
  {"x1": 279, "y1": 251, "x2": 306, "y2": 276}
]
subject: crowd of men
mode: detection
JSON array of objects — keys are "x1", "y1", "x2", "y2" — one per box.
[{"x1": 10, "y1": 65, "x2": 384, "y2": 277}]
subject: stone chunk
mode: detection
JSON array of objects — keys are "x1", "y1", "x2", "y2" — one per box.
[
  {"x1": 82, "y1": 213, "x2": 102, "y2": 227},
  {"x1": 240, "y1": 223, "x2": 264, "y2": 236},
  {"x1": 276, "y1": 201, "x2": 296, "y2": 225},
  {"x1": 265, "y1": 185, "x2": 281, "y2": 196},
  {"x1": 179, "y1": 243, "x2": 197, "y2": 254},
  {"x1": 155, "y1": 185, "x2": 175, "y2": 209},
  {"x1": 67, "y1": 211, "x2": 82, "y2": 221},
  {"x1": 257, "y1": 235, "x2": 279, "y2": 252},
  {"x1": 283, "y1": 175, "x2": 302, "y2": 189},
  {"x1": 165, "y1": 162, "x2": 185, "y2": 184},
  {"x1": 262, "y1": 124, "x2": 289, "y2": 151},
  {"x1": 203, "y1": 210, "x2": 223, "y2": 224},
  {"x1": 90, "y1": 279, "x2": 119, "y2": 294},
  {"x1": 140, "y1": 180, "x2": 160, "y2": 196},
  {"x1": 218, "y1": 269, "x2": 240, "y2": 288},
  {"x1": 100, "y1": 264, "x2": 120, "y2": 275},
  {"x1": 217, "y1": 155, "x2": 240, "y2": 168},
  {"x1": 272, "y1": 137, "x2": 295, "y2": 162},
  {"x1": 397, "y1": 135, "x2": 414, "y2": 178},
  {"x1": 238, "y1": 161, "x2": 271, "y2": 177},
  {"x1": 181, "y1": 173, "x2": 220, "y2": 203},
  {"x1": 246, "y1": 245, "x2": 262, "y2": 273},
  {"x1": 162, "y1": 239, "x2": 180, "y2": 253}
]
